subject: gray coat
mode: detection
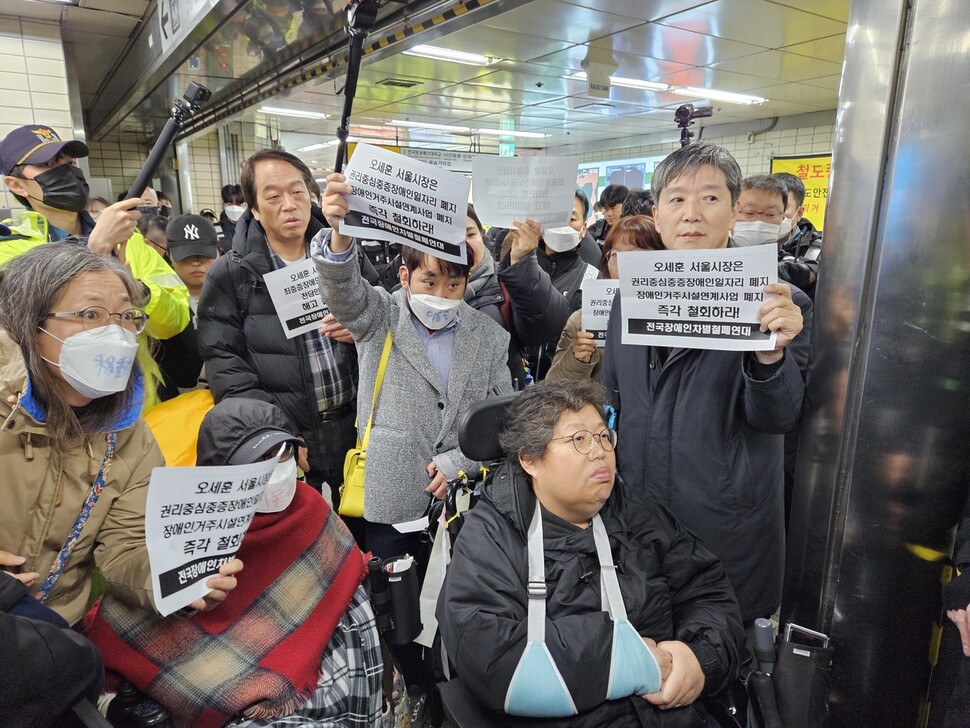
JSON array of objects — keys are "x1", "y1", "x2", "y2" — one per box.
[{"x1": 314, "y1": 236, "x2": 513, "y2": 524}]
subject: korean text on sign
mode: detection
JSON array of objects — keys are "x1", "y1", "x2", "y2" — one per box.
[
  {"x1": 340, "y1": 143, "x2": 470, "y2": 264},
  {"x1": 145, "y1": 457, "x2": 279, "y2": 616},
  {"x1": 263, "y1": 258, "x2": 331, "y2": 339},
  {"x1": 618, "y1": 245, "x2": 778, "y2": 351},
  {"x1": 582, "y1": 279, "x2": 619, "y2": 347},
  {"x1": 471, "y1": 156, "x2": 579, "y2": 229}
]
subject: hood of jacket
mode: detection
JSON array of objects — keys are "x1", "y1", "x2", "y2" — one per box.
[{"x1": 196, "y1": 396, "x2": 299, "y2": 466}]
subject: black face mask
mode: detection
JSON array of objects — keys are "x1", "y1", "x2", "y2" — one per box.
[
  {"x1": 158, "y1": 206, "x2": 171, "y2": 219},
  {"x1": 32, "y1": 164, "x2": 90, "y2": 213}
]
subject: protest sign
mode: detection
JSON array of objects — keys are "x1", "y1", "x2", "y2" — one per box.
[
  {"x1": 263, "y1": 258, "x2": 329, "y2": 339},
  {"x1": 145, "y1": 457, "x2": 279, "y2": 616},
  {"x1": 618, "y1": 245, "x2": 778, "y2": 351},
  {"x1": 582, "y1": 279, "x2": 619, "y2": 346},
  {"x1": 341, "y1": 143, "x2": 469, "y2": 264},
  {"x1": 472, "y1": 156, "x2": 579, "y2": 228}
]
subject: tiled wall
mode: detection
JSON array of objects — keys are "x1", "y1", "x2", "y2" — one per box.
[
  {"x1": 188, "y1": 132, "x2": 222, "y2": 213},
  {"x1": 0, "y1": 16, "x2": 73, "y2": 215},
  {"x1": 86, "y1": 139, "x2": 152, "y2": 202},
  {"x1": 579, "y1": 123, "x2": 835, "y2": 177}
]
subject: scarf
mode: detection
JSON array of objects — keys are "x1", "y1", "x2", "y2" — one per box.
[
  {"x1": 85, "y1": 483, "x2": 367, "y2": 727},
  {"x1": 464, "y1": 253, "x2": 496, "y2": 301}
]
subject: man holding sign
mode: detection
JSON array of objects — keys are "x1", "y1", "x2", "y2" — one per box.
[
  {"x1": 199, "y1": 149, "x2": 377, "y2": 504},
  {"x1": 602, "y1": 144, "x2": 811, "y2": 627}
]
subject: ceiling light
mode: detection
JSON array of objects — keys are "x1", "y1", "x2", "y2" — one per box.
[
  {"x1": 390, "y1": 120, "x2": 472, "y2": 133},
  {"x1": 477, "y1": 129, "x2": 550, "y2": 139},
  {"x1": 258, "y1": 106, "x2": 328, "y2": 119},
  {"x1": 565, "y1": 72, "x2": 669, "y2": 92},
  {"x1": 671, "y1": 87, "x2": 767, "y2": 105},
  {"x1": 403, "y1": 45, "x2": 495, "y2": 66},
  {"x1": 297, "y1": 140, "x2": 340, "y2": 152}
]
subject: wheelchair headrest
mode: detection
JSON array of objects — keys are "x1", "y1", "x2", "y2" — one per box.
[{"x1": 457, "y1": 392, "x2": 519, "y2": 463}]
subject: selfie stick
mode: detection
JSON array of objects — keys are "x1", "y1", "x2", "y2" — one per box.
[
  {"x1": 125, "y1": 82, "x2": 212, "y2": 200},
  {"x1": 334, "y1": 0, "x2": 380, "y2": 173}
]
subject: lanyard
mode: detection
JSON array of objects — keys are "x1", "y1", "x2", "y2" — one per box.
[{"x1": 36, "y1": 432, "x2": 117, "y2": 603}]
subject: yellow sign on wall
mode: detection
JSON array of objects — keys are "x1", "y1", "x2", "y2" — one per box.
[{"x1": 770, "y1": 153, "x2": 832, "y2": 232}]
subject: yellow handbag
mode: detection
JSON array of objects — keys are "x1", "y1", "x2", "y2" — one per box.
[{"x1": 340, "y1": 330, "x2": 393, "y2": 517}]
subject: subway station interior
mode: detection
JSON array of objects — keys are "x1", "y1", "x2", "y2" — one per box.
[{"x1": 1, "y1": 0, "x2": 969, "y2": 726}]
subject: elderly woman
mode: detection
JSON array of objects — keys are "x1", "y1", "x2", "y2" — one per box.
[
  {"x1": 547, "y1": 215, "x2": 664, "y2": 382},
  {"x1": 0, "y1": 243, "x2": 239, "y2": 626},
  {"x1": 438, "y1": 379, "x2": 744, "y2": 727},
  {"x1": 87, "y1": 397, "x2": 382, "y2": 728}
]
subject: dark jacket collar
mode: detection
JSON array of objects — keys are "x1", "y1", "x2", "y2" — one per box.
[{"x1": 231, "y1": 210, "x2": 324, "y2": 277}]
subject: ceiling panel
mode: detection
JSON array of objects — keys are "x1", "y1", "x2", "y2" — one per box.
[
  {"x1": 607, "y1": 23, "x2": 767, "y2": 66},
  {"x1": 780, "y1": 33, "x2": 848, "y2": 62},
  {"x1": 655, "y1": 0, "x2": 846, "y2": 49},
  {"x1": 710, "y1": 49, "x2": 843, "y2": 82},
  {"x1": 558, "y1": 0, "x2": 716, "y2": 23},
  {"x1": 767, "y1": 0, "x2": 850, "y2": 23},
  {"x1": 480, "y1": 0, "x2": 648, "y2": 45},
  {"x1": 414, "y1": 24, "x2": 576, "y2": 64}
]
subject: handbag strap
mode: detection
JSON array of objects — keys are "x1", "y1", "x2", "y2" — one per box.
[
  {"x1": 37, "y1": 432, "x2": 117, "y2": 603},
  {"x1": 360, "y1": 330, "x2": 393, "y2": 450}
]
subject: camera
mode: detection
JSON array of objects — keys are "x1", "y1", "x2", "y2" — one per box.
[
  {"x1": 182, "y1": 81, "x2": 212, "y2": 109},
  {"x1": 674, "y1": 104, "x2": 714, "y2": 147}
]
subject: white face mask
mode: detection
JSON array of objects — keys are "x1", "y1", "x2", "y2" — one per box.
[
  {"x1": 732, "y1": 220, "x2": 782, "y2": 247},
  {"x1": 256, "y1": 456, "x2": 298, "y2": 513},
  {"x1": 225, "y1": 204, "x2": 245, "y2": 223},
  {"x1": 543, "y1": 226, "x2": 581, "y2": 253},
  {"x1": 40, "y1": 325, "x2": 139, "y2": 399},
  {"x1": 408, "y1": 292, "x2": 461, "y2": 330}
]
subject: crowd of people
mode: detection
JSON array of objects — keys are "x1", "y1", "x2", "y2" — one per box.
[{"x1": 1, "y1": 117, "x2": 912, "y2": 728}]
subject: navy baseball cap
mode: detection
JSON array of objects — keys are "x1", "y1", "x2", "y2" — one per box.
[{"x1": 0, "y1": 125, "x2": 89, "y2": 176}]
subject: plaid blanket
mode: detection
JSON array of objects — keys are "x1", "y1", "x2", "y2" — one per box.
[{"x1": 87, "y1": 484, "x2": 369, "y2": 727}]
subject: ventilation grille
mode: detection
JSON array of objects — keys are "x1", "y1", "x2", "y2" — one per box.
[{"x1": 376, "y1": 78, "x2": 422, "y2": 88}]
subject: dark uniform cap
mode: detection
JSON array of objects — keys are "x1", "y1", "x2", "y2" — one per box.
[
  {"x1": 166, "y1": 214, "x2": 220, "y2": 262},
  {"x1": 197, "y1": 397, "x2": 300, "y2": 466},
  {"x1": 0, "y1": 125, "x2": 89, "y2": 176}
]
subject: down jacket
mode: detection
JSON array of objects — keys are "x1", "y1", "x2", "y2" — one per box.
[
  {"x1": 0, "y1": 331, "x2": 163, "y2": 625},
  {"x1": 197, "y1": 210, "x2": 360, "y2": 477},
  {"x1": 438, "y1": 460, "x2": 745, "y2": 728}
]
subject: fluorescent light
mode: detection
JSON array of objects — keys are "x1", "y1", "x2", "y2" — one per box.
[
  {"x1": 390, "y1": 120, "x2": 471, "y2": 133},
  {"x1": 297, "y1": 140, "x2": 340, "y2": 152},
  {"x1": 258, "y1": 106, "x2": 328, "y2": 119},
  {"x1": 403, "y1": 45, "x2": 495, "y2": 66},
  {"x1": 477, "y1": 129, "x2": 550, "y2": 139},
  {"x1": 671, "y1": 87, "x2": 767, "y2": 105},
  {"x1": 565, "y1": 72, "x2": 669, "y2": 92}
]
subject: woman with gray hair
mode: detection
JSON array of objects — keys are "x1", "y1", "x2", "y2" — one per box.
[
  {"x1": 0, "y1": 243, "x2": 240, "y2": 626},
  {"x1": 438, "y1": 379, "x2": 745, "y2": 727}
]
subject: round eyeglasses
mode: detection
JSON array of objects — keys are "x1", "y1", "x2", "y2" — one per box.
[
  {"x1": 46, "y1": 306, "x2": 149, "y2": 334},
  {"x1": 549, "y1": 429, "x2": 617, "y2": 455}
]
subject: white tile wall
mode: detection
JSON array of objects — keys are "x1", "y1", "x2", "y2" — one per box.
[{"x1": 0, "y1": 15, "x2": 74, "y2": 216}]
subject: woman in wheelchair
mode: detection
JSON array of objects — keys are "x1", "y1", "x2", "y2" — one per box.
[{"x1": 438, "y1": 379, "x2": 745, "y2": 727}]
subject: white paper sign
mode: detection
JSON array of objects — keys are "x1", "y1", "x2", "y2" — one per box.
[
  {"x1": 342, "y1": 144, "x2": 469, "y2": 264},
  {"x1": 145, "y1": 458, "x2": 279, "y2": 616},
  {"x1": 618, "y1": 245, "x2": 779, "y2": 351},
  {"x1": 263, "y1": 258, "x2": 329, "y2": 339},
  {"x1": 582, "y1": 279, "x2": 619, "y2": 347},
  {"x1": 472, "y1": 156, "x2": 579, "y2": 228}
]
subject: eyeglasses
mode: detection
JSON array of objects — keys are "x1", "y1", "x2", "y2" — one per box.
[
  {"x1": 549, "y1": 429, "x2": 617, "y2": 455},
  {"x1": 46, "y1": 306, "x2": 149, "y2": 334}
]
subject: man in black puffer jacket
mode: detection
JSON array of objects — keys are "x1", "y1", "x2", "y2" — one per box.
[{"x1": 199, "y1": 149, "x2": 377, "y2": 502}]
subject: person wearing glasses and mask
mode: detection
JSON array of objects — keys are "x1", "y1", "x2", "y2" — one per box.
[
  {"x1": 438, "y1": 380, "x2": 744, "y2": 727},
  {"x1": 86, "y1": 397, "x2": 382, "y2": 728},
  {"x1": 0, "y1": 125, "x2": 190, "y2": 342},
  {"x1": 0, "y1": 244, "x2": 241, "y2": 627}
]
